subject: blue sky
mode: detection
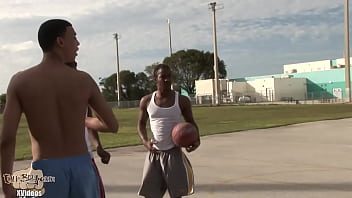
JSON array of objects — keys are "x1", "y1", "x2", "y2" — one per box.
[{"x1": 0, "y1": 0, "x2": 349, "y2": 94}]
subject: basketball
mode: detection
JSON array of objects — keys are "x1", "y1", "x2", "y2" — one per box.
[{"x1": 172, "y1": 122, "x2": 198, "y2": 147}]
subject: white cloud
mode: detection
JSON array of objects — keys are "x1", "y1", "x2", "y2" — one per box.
[
  {"x1": 0, "y1": 0, "x2": 347, "y2": 94},
  {"x1": 1, "y1": 41, "x2": 36, "y2": 52},
  {"x1": 0, "y1": 0, "x2": 123, "y2": 19}
]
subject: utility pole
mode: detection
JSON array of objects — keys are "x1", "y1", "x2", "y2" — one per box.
[
  {"x1": 345, "y1": 0, "x2": 351, "y2": 102},
  {"x1": 113, "y1": 33, "x2": 121, "y2": 107},
  {"x1": 167, "y1": 18, "x2": 173, "y2": 56},
  {"x1": 167, "y1": 18, "x2": 175, "y2": 91},
  {"x1": 209, "y1": 2, "x2": 222, "y2": 105}
]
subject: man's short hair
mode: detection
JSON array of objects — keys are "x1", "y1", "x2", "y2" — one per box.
[
  {"x1": 38, "y1": 19, "x2": 72, "y2": 52},
  {"x1": 153, "y1": 64, "x2": 170, "y2": 79}
]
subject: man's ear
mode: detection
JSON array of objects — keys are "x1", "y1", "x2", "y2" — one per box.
[{"x1": 56, "y1": 37, "x2": 64, "y2": 48}]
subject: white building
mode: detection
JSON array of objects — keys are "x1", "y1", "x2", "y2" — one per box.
[
  {"x1": 196, "y1": 77, "x2": 306, "y2": 103},
  {"x1": 232, "y1": 77, "x2": 307, "y2": 102},
  {"x1": 283, "y1": 59, "x2": 332, "y2": 74},
  {"x1": 195, "y1": 79, "x2": 229, "y2": 104},
  {"x1": 195, "y1": 57, "x2": 351, "y2": 104}
]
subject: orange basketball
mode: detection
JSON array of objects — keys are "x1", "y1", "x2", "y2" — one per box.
[{"x1": 172, "y1": 122, "x2": 198, "y2": 147}]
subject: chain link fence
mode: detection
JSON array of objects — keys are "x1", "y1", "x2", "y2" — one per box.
[
  {"x1": 0, "y1": 104, "x2": 4, "y2": 113},
  {"x1": 195, "y1": 90, "x2": 346, "y2": 105},
  {"x1": 0, "y1": 91, "x2": 346, "y2": 113}
]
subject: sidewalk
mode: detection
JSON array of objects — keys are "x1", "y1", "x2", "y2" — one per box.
[{"x1": 12, "y1": 118, "x2": 352, "y2": 197}]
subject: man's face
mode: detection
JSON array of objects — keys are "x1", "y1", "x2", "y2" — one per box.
[
  {"x1": 156, "y1": 67, "x2": 172, "y2": 91},
  {"x1": 61, "y1": 26, "x2": 80, "y2": 63}
]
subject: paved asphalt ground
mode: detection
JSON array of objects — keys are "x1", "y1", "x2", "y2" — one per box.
[{"x1": 11, "y1": 118, "x2": 352, "y2": 198}]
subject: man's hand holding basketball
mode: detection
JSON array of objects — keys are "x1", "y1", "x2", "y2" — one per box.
[{"x1": 186, "y1": 138, "x2": 200, "y2": 152}]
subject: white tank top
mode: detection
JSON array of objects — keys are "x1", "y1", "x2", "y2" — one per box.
[
  {"x1": 147, "y1": 91, "x2": 181, "y2": 150},
  {"x1": 85, "y1": 127, "x2": 93, "y2": 158},
  {"x1": 85, "y1": 108, "x2": 93, "y2": 158}
]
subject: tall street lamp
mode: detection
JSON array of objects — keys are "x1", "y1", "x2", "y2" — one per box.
[
  {"x1": 345, "y1": 0, "x2": 351, "y2": 102},
  {"x1": 209, "y1": 2, "x2": 221, "y2": 105},
  {"x1": 113, "y1": 33, "x2": 121, "y2": 107},
  {"x1": 167, "y1": 18, "x2": 173, "y2": 56}
]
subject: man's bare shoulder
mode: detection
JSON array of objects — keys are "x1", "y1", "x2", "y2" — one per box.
[
  {"x1": 5, "y1": 65, "x2": 42, "y2": 97},
  {"x1": 9, "y1": 64, "x2": 47, "y2": 83},
  {"x1": 141, "y1": 94, "x2": 152, "y2": 102},
  {"x1": 179, "y1": 94, "x2": 192, "y2": 108},
  {"x1": 140, "y1": 94, "x2": 153, "y2": 108},
  {"x1": 11, "y1": 65, "x2": 38, "y2": 77},
  {"x1": 179, "y1": 94, "x2": 191, "y2": 102},
  {"x1": 7, "y1": 68, "x2": 33, "y2": 88},
  {"x1": 75, "y1": 70, "x2": 94, "y2": 80}
]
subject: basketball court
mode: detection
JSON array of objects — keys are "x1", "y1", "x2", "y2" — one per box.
[{"x1": 10, "y1": 118, "x2": 352, "y2": 197}]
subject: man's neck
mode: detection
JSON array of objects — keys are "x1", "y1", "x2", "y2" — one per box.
[
  {"x1": 156, "y1": 89, "x2": 173, "y2": 98},
  {"x1": 41, "y1": 51, "x2": 65, "y2": 66}
]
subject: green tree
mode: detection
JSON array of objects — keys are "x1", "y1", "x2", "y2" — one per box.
[
  {"x1": 101, "y1": 70, "x2": 152, "y2": 101},
  {"x1": 101, "y1": 73, "x2": 117, "y2": 102},
  {"x1": 143, "y1": 62, "x2": 160, "y2": 91},
  {"x1": 119, "y1": 70, "x2": 136, "y2": 100},
  {"x1": 0, "y1": 93, "x2": 6, "y2": 105},
  {"x1": 162, "y1": 49, "x2": 226, "y2": 95},
  {"x1": 0, "y1": 93, "x2": 6, "y2": 113},
  {"x1": 135, "y1": 72, "x2": 154, "y2": 96}
]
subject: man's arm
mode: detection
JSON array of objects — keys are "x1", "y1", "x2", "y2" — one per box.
[
  {"x1": 1, "y1": 75, "x2": 22, "y2": 197},
  {"x1": 137, "y1": 95, "x2": 155, "y2": 151},
  {"x1": 85, "y1": 74, "x2": 118, "y2": 133},
  {"x1": 87, "y1": 128, "x2": 111, "y2": 164},
  {"x1": 87, "y1": 108, "x2": 111, "y2": 164},
  {"x1": 179, "y1": 95, "x2": 200, "y2": 152}
]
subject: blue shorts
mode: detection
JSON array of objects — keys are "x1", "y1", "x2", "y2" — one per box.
[{"x1": 31, "y1": 154, "x2": 100, "y2": 198}]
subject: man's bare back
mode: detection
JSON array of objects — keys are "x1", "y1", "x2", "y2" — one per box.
[{"x1": 14, "y1": 62, "x2": 100, "y2": 160}]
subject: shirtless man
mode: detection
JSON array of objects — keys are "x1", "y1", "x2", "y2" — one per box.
[{"x1": 0, "y1": 19, "x2": 118, "y2": 198}]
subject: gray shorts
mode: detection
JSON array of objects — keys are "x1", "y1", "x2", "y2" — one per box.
[{"x1": 138, "y1": 147, "x2": 194, "y2": 198}]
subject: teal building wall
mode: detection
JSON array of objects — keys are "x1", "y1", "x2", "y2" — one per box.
[
  {"x1": 233, "y1": 68, "x2": 351, "y2": 100},
  {"x1": 291, "y1": 69, "x2": 346, "y2": 99}
]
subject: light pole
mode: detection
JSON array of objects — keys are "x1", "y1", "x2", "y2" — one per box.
[
  {"x1": 113, "y1": 33, "x2": 121, "y2": 107},
  {"x1": 345, "y1": 0, "x2": 351, "y2": 102},
  {"x1": 167, "y1": 18, "x2": 173, "y2": 56},
  {"x1": 209, "y1": 2, "x2": 221, "y2": 105}
]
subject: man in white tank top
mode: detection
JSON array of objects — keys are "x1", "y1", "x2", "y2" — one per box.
[{"x1": 138, "y1": 64, "x2": 200, "y2": 198}]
